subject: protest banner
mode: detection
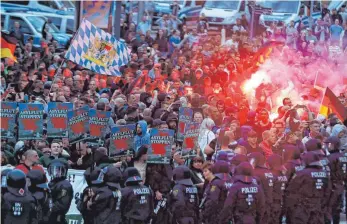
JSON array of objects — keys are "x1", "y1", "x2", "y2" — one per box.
[
  {"x1": 1, "y1": 166, "x2": 87, "y2": 224},
  {"x1": 0, "y1": 102, "x2": 17, "y2": 139},
  {"x1": 87, "y1": 109, "x2": 111, "y2": 146},
  {"x1": 148, "y1": 128, "x2": 174, "y2": 164},
  {"x1": 182, "y1": 122, "x2": 201, "y2": 157},
  {"x1": 109, "y1": 124, "x2": 136, "y2": 160},
  {"x1": 47, "y1": 102, "x2": 73, "y2": 138},
  {"x1": 67, "y1": 106, "x2": 89, "y2": 144},
  {"x1": 18, "y1": 103, "x2": 44, "y2": 140},
  {"x1": 177, "y1": 107, "x2": 193, "y2": 142}
]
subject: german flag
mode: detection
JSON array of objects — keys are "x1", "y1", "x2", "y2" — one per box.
[
  {"x1": 253, "y1": 40, "x2": 285, "y2": 66},
  {"x1": 1, "y1": 32, "x2": 18, "y2": 61},
  {"x1": 319, "y1": 87, "x2": 347, "y2": 121}
]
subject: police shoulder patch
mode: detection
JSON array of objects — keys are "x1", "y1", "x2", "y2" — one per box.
[
  {"x1": 60, "y1": 189, "x2": 67, "y2": 197},
  {"x1": 211, "y1": 185, "x2": 216, "y2": 192},
  {"x1": 173, "y1": 189, "x2": 179, "y2": 197}
]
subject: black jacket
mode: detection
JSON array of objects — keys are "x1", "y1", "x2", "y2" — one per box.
[{"x1": 49, "y1": 179, "x2": 73, "y2": 224}]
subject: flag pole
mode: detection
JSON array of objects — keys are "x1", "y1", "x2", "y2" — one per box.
[
  {"x1": 48, "y1": 58, "x2": 66, "y2": 95},
  {"x1": 48, "y1": 20, "x2": 82, "y2": 97}
]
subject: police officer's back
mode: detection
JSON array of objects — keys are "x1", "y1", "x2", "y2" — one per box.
[
  {"x1": 248, "y1": 152, "x2": 275, "y2": 224},
  {"x1": 47, "y1": 159, "x2": 73, "y2": 224},
  {"x1": 27, "y1": 170, "x2": 52, "y2": 224},
  {"x1": 306, "y1": 139, "x2": 331, "y2": 175},
  {"x1": 282, "y1": 145, "x2": 304, "y2": 182},
  {"x1": 2, "y1": 169, "x2": 38, "y2": 224},
  {"x1": 170, "y1": 165, "x2": 199, "y2": 224},
  {"x1": 267, "y1": 154, "x2": 288, "y2": 224},
  {"x1": 325, "y1": 136, "x2": 344, "y2": 224},
  {"x1": 285, "y1": 151, "x2": 332, "y2": 224},
  {"x1": 121, "y1": 167, "x2": 153, "y2": 224},
  {"x1": 219, "y1": 162, "x2": 265, "y2": 224}
]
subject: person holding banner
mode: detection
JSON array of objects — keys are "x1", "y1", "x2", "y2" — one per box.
[{"x1": 134, "y1": 120, "x2": 151, "y2": 153}]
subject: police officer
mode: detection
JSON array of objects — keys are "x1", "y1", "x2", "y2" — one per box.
[
  {"x1": 104, "y1": 165, "x2": 123, "y2": 224},
  {"x1": 325, "y1": 136, "x2": 344, "y2": 224},
  {"x1": 285, "y1": 151, "x2": 332, "y2": 224},
  {"x1": 76, "y1": 167, "x2": 96, "y2": 224},
  {"x1": 282, "y1": 145, "x2": 304, "y2": 182},
  {"x1": 2, "y1": 169, "x2": 38, "y2": 224},
  {"x1": 146, "y1": 163, "x2": 172, "y2": 224},
  {"x1": 121, "y1": 167, "x2": 153, "y2": 224},
  {"x1": 248, "y1": 152, "x2": 275, "y2": 224},
  {"x1": 87, "y1": 166, "x2": 117, "y2": 224},
  {"x1": 267, "y1": 154, "x2": 288, "y2": 224},
  {"x1": 200, "y1": 162, "x2": 227, "y2": 224},
  {"x1": 305, "y1": 138, "x2": 332, "y2": 223},
  {"x1": 1, "y1": 168, "x2": 12, "y2": 224},
  {"x1": 305, "y1": 139, "x2": 331, "y2": 175},
  {"x1": 27, "y1": 170, "x2": 52, "y2": 224},
  {"x1": 212, "y1": 160, "x2": 233, "y2": 190},
  {"x1": 230, "y1": 154, "x2": 248, "y2": 176},
  {"x1": 219, "y1": 162, "x2": 265, "y2": 224},
  {"x1": 329, "y1": 136, "x2": 347, "y2": 222},
  {"x1": 170, "y1": 165, "x2": 199, "y2": 224},
  {"x1": 47, "y1": 159, "x2": 73, "y2": 224}
]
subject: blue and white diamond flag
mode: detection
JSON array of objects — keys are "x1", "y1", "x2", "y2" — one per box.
[{"x1": 65, "y1": 18, "x2": 130, "y2": 76}]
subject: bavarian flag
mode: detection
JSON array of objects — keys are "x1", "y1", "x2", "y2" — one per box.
[
  {"x1": 319, "y1": 87, "x2": 347, "y2": 121},
  {"x1": 65, "y1": 19, "x2": 130, "y2": 76},
  {"x1": 1, "y1": 32, "x2": 17, "y2": 61}
]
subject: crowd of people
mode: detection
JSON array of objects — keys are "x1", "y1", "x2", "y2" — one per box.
[{"x1": 1, "y1": 2, "x2": 347, "y2": 224}]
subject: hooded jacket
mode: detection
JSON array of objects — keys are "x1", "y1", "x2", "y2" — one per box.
[
  {"x1": 331, "y1": 124, "x2": 347, "y2": 151},
  {"x1": 134, "y1": 120, "x2": 151, "y2": 152}
]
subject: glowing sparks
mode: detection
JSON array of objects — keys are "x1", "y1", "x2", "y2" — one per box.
[{"x1": 241, "y1": 71, "x2": 269, "y2": 94}]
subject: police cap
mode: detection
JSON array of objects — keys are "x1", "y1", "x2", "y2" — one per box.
[
  {"x1": 235, "y1": 162, "x2": 254, "y2": 183},
  {"x1": 173, "y1": 165, "x2": 193, "y2": 186},
  {"x1": 105, "y1": 165, "x2": 122, "y2": 189},
  {"x1": 27, "y1": 170, "x2": 48, "y2": 189},
  {"x1": 7, "y1": 169, "x2": 27, "y2": 196},
  {"x1": 212, "y1": 161, "x2": 231, "y2": 179},
  {"x1": 123, "y1": 167, "x2": 142, "y2": 185}
]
